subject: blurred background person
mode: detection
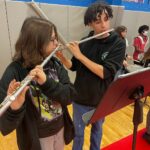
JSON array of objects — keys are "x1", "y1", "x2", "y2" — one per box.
[
  {"x1": 133, "y1": 25, "x2": 149, "y2": 64},
  {"x1": 115, "y1": 25, "x2": 132, "y2": 74}
]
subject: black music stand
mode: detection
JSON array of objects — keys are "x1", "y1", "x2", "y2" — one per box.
[{"x1": 82, "y1": 67, "x2": 150, "y2": 150}]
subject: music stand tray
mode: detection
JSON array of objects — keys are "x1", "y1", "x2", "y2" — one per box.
[{"x1": 82, "y1": 67, "x2": 150, "y2": 150}]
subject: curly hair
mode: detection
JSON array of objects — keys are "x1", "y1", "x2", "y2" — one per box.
[
  {"x1": 84, "y1": 2, "x2": 113, "y2": 26},
  {"x1": 138, "y1": 25, "x2": 149, "y2": 34}
]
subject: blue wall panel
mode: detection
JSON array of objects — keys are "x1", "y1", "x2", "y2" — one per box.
[
  {"x1": 107, "y1": 0, "x2": 122, "y2": 5},
  {"x1": 36, "y1": 0, "x2": 95, "y2": 6},
  {"x1": 14, "y1": 0, "x2": 150, "y2": 11},
  {"x1": 14, "y1": 0, "x2": 121, "y2": 6},
  {"x1": 122, "y1": 0, "x2": 150, "y2": 12},
  {"x1": 14, "y1": 0, "x2": 96, "y2": 6}
]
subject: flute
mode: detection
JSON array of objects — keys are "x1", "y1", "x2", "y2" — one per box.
[
  {"x1": 0, "y1": 46, "x2": 60, "y2": 116},
  {"x1": 59, "y1": 28, "x2": 114, "y2": 50},
  {"x1": 0, "y1": 28, "x2": 114, "y2": 116},
  {"x1": 78, "y1": 28, "x2": 114, "y2": 44}
]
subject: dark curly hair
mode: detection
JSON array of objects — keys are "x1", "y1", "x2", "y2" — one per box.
[
  {"x1": 84, "y1": 2, "x2": 113, "y2": 26},
  {"x1": 138, "y1": 25, "x2": 149, "y2": 34}
]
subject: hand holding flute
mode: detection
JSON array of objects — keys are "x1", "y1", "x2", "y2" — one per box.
[
  {"x1": 56, "y1": 42, "x2": 82, "y2": 62},
  {"x1": 8, "y1": 66, "x2": 46, "y2": 111},
  {"x1": 56, "y1": 29, "x2": 114, "y2": 68},
  {"x1": 7, "y1": 80, "x2": 29, "y2": 110}
]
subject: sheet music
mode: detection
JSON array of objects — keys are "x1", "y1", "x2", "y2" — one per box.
[
  {"x1": 119, "y1": 67, "x2": 150, "y2": 78},
  {"x1": 127, "y1": 64, "x2": 143, "y2": 72}
]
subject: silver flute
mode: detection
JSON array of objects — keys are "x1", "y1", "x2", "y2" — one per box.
[
  {"x1": 78, "y1": 28, "x2": 114, "y2": 44},
  {"x1": 0, "y1": 28, "x2": 114, "y2": 116},
  {"x1": 59, "y1": 28, "x2": 114, "y2": 50}
]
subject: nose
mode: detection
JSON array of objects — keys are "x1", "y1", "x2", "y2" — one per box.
[
  {"x1": 54, "y1": 39, "x2": 58, "y2": 46},
  {"x1": 101, "y1": 20, "x2": 106, "y2": 28},
  {"x1": 52, "y1": 39, "x2": 59, "y2": 48}
]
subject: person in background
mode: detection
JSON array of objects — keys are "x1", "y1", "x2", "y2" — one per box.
[
  {"x1": 56, "y1": 2, "x2": 126, "y2": 150},
  {"x1": 0, "y1": 17, "x2": 75, "y2": 150},
  {"x1": 133, "y1": 25, "x2": 149, "y2": 63},
  {"x1": 115, "y1": 25, "x2": 132, "y2": 74}
]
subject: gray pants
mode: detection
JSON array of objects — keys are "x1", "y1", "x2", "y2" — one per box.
[{"x1": 39, "y1": 128, "x2": 64, "y2": 150}]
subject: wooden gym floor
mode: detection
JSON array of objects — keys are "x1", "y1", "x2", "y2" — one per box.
[{"x1": 0, "y1": 98, "x2": 149, "y2": 150}]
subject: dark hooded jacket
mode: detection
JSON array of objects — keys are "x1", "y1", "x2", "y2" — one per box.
[
  {"x1": 0, "y1": 57, "x2": 75, "y2": 150},
  {"x1": 70, "y1": 31, "x2": 126, "y2": 107}
]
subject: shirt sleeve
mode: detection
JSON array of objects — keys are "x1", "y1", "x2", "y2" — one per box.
[
  {"x1": 0, "y1": 64, "x2": 26, "y2": 135},
  {"x1": 103, "y1": 40, "x2": 126, "y2": 79},
  {"x1": 70, "y1": 56, "x2": 80, "y2": 71}
]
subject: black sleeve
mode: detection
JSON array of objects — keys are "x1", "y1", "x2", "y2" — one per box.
[
  {"x1": 70, "y1": 56, "x2": 80, "y2": 71},
  {"x1": 103, "y1": 40, "x2": 126, "y2": 79},
  {"x1": 0, "y1": 106, "x2": 26, "y2": 135},
  {"x1": 0, "y1": 63, "x2": 26, "y2": 135},
  {"x1": 40, "y1": 63, "x2": 76, "y2": 106}
]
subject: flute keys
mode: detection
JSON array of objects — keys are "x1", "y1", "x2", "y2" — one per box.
[{"x1": 9, "y1": 95, "x2": 16, "y2": 101}]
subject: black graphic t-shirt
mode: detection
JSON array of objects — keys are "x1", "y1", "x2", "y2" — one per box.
[{"x1": 29, "y1": 63, "x2": 64, "y2": 138}]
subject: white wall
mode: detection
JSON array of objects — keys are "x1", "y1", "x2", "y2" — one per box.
[
  {"x1": 119, "y1": 10, "x2": 150, "y2": 56},
  {"x1": 1, "y1": 1, "x2": 150, "y2": 82},
  {"x1": 0, "y1": 1, "x2": 12, "y2": 75}
]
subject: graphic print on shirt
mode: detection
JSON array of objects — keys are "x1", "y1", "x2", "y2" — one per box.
[
  {"x1": 30, "y1": 67, "x2": 62, "y2": 122},
  {"x1": 101, "y1": 51, "x2": 109, "y2": 61}
]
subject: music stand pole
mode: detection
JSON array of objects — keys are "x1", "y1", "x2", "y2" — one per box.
[{"x1": 129, "y1": 86, "x2": 144, "y2": 150}]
